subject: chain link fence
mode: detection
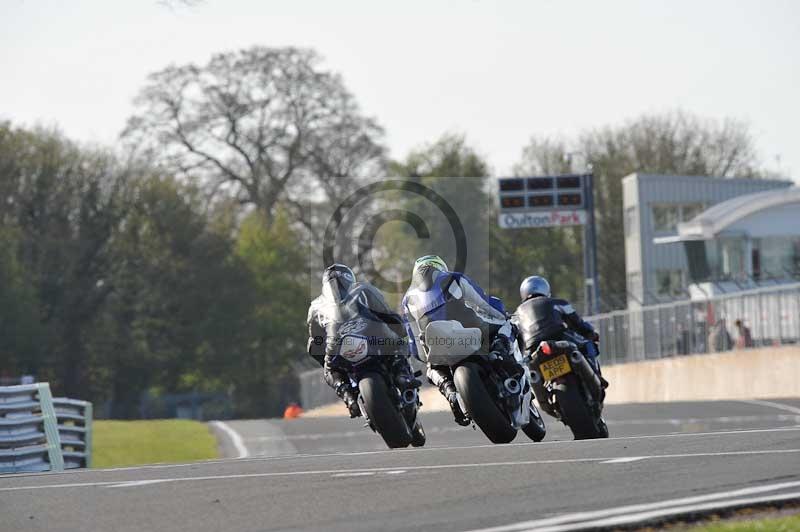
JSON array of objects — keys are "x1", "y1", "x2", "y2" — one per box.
[{"x1": 589, "y1": 283, "x2": 800, "y2": 366}]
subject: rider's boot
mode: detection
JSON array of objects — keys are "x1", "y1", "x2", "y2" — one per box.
[
  {"x1": 334, "y1": 381, "x2": 361, "y2": 418},
  {"x1": 441, "y1": 381, "x2": 470, "y2": 426},
  {"x1": 428, "y1": 365, "x2": 470, "y2": 426}
]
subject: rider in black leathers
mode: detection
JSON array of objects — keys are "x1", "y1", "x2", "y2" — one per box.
[
  {"x1": 515, "y1": 275, "x2": 606, "y2": 385},
  {"x1": 307, "y1": 264, "x2": 419, "y2": 417}
]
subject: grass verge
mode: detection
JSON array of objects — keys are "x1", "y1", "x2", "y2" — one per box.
[
  {"x1": 92, "y1": 419, "x2": 219, "y2": 468},
  {"x1": 686, "y1": 513, "x2": 800, "y2": 531}
]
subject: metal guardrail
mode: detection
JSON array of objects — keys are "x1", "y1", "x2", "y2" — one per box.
[
  {"x1": 53, "y1": 397, "x2": 93, "y2": 469},
  {"x1": 0, "y1": 383, "x2": 92, "y2": 474},
  {"x1": 298, "y1": 369, "x2": 338, "y2": 410},
  {"x1": 589, "y1": 282, "x2": 800, "y2": 365}
]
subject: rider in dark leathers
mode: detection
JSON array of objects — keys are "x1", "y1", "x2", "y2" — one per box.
[
  {"x1": 307, "y1": 264, "x2": 418, "y2": 418},
  {"x1": 402, "y1": 255, "x2": 521, "y2": 426},
  {"x1": 515, "y1": 275, "x2": 606, "y2": 385}
]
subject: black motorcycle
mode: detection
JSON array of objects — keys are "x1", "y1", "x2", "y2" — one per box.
[
  {"x1": 334, "y1": 316, "x2": 425, "y2": 449},
  {"x1": 526, "y1": 339, "x2": 608, "y2": 440}
]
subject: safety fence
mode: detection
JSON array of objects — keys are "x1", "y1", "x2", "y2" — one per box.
[
  {"x1": 0, "y1": 383, "x2": 92, "y2": 474},
  {"x1": 589, "y1": 283, "x2": 800, "y2": 366},
  {"x1": 297, "y1": 284, "x2": 800, "y2": 408},
  {"x1": 298, "y1": 369, "x2": 339, "y2": 411}
]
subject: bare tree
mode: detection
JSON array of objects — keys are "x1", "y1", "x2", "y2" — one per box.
[
  {"x1": 123, "y1": 47, "x2": 385, "y2": 225},
  {"x1": 514, "y1": 110, "x2": 764, "y2": 311}
]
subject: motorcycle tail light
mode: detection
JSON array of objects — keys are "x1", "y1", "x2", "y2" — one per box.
[{"x1": 540, "y1": 342, "x2": 552, "y2": 355}]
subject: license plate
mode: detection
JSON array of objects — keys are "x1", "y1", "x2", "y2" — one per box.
[{"x1": 539, "y1": 354, "x2": 571, "y2": 381}]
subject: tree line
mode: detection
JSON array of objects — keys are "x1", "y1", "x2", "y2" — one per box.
[{"x1": 0, "y1": 46, "x2": 768, "y2": 417}]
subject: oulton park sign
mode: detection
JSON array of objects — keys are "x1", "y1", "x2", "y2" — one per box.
[{"x1": 498, "y1": 210, "x2": 587, "y2": 229}]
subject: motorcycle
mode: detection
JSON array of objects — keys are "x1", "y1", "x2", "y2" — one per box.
[
  {"x1": 420, "y1": 320, "x2": 547, "y2": 444},
  {"x1": 527, "y1": 339, "x2": 608, "y2": 440},
  {"x1": 334, "y1": 316, "x2": 426, "y2": 449}
]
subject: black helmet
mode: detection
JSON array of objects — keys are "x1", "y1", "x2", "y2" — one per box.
[
  {"x1": 519, "y1": 275, "x2": 551, "y2": 301},
  {"x1": 322, "y1": 264, "x2": 356, "y2": 304}
]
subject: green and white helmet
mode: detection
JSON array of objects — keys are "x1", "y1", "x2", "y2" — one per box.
[{"x1": 412, "y1": 255, "x2": 448, "y2": 279}]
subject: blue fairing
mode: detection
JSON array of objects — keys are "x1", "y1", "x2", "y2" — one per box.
[
  {"x1": 488, "y1": 296, "x2": 506, "y2": 314},
  {"x1": 405, "y1": 284, "x2": 449, "y2": 322}
]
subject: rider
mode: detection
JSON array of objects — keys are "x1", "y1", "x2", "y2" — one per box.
[
  {"x1": 402, "y1": 255, "x2": 520, "y2": 426},
  {"x1": 307, "y1": 263, "x2": 418, "y2": 418},
  {"x1": 516, "y1": 275, "x2": 604, "y2": 381}
]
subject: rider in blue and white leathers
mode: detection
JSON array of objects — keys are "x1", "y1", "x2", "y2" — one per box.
[{"x1": 402, "y1": 255, "x2": 521, "y2": 425}]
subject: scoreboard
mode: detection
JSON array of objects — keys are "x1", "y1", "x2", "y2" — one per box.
[
  {"x1": 497, "y1": 174, "x2": 590, "y2": 229},
  {"x1": 496, "y1": 172, "x2": 599, "y2": 314},
  {"x1": 498, "y1": 174, "x2": 588, "y2": 212}
]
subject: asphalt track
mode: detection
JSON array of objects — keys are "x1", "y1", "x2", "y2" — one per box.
[{"x1": 3, "y1": 399, "x2": 800, "y2": 532}]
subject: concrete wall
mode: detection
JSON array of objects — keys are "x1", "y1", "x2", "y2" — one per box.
[
  {"x1": 301, "y1": 347, "x2": 800, "y2": 416},
  {"x1": 604, "y1": 345, "x2": 800, "y2": 404}
]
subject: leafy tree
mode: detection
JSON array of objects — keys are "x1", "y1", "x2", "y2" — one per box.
[
  {"x1": 0, "y1": 229, "x2": 43, "y2": 377},
  {"x1": 381, "y1": 134, "x2": 493, "y2": 304},
  {"x1": 235, "y1": 210, "x2": 308, "y2": 416},
  {"x1": 0, "y1": 123, "x2": 127, "y2": 396},
  {"x1": 94, "y1": 175, "x2": 257, "y2": 417}
]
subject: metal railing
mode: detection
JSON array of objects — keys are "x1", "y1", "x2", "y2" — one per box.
[
  {"x1": 0, "y1": 383, "x2": 92, "y2": 474},
  {"x1": 298, "y1": 369, "x2": 339, "y2": 410},
  {"x1": 53, "y1": 398, "x2": 93, "y2": 469},
  {"x1": 589, "y1": 282, "x2": 800, "y2": 366}
]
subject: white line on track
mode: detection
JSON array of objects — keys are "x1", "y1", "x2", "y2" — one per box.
[
  {"x1": 600, "y1": 456, "x2": 647, "y2": 464},
  {"x1": 739, "y1": 399, "x2": 800, "y2": 415},
  {"x1": 463, "y1": 481, "x2": 800, "y2": 532},
  {"x1": 608, "y1": 414, "x2": 800, "y2": 426},
  {"x1": 107, "y1": 479, "x2": 177, "y2": 489},
  {"x1": 246, "y1": 416, "x2": 800, "y2": 442},
  {"x1": 210, "y1": 421, "x2": 249, "y2": 459},
  {"x1": 3, "y1": 425, "x2": 800, "y2": 480},
  {"x1": 2, "y1": 448, "x2": 800, "y2": 493}
]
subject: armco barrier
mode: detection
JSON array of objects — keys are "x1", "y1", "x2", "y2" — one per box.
[
  {"x1": 0, "y1": 383, "x2": 92, "y2": 474},
  {"x1": 53, "y1": 398, "x2": 93, "y2": 469}
]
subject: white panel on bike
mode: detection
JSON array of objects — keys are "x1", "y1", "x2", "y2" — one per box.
[
  {"x1": 423, "y1": 320, "x2": 482, "y2": 366},
  {"x1": 339, "y1": 335, "x2": 370, "y2": 364},
  {"x1": 448, "y1": 281, "x2": 463, "y2": 299}
]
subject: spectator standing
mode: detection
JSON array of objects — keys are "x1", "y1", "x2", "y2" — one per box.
[
  {"x1": 708, "y1": 318, "x2": 733, "y2": 353},
  {"x1": 734, "y1": 319, "x2": 754, "y2": 349}
]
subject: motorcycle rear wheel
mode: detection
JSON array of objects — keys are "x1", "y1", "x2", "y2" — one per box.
[
  {"x1": 454, "y1": 362, "x2": 517, "y2": 444},
  {"x1": 359, "y1": 373, "x2": 412, "y2": 449},
  {"x1": 555, "y1": 374, "x2": 604, "y2": 440},
  {"x1": 521, "y1": 404, "x2": 547, "y2": 442}
]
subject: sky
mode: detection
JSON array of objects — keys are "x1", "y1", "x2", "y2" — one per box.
[{"x1": 2, "y1": 0, "x2": 799, "y2": 179}]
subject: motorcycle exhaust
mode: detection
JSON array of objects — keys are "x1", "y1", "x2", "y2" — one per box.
[
  {"x1": 568, "y1": 350, "x2": 603, "y2": 400},
  {"x1": 527, "y1": 353, "x2": 556, "y2": 417},
  {"x1": 402, "y1": 388, "x2": 418, "y2": 405},
  {"x1": 503, "y1": 378, "x2": 520, "y2": 395}
]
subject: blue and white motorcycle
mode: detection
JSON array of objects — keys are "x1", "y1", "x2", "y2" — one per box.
[{"x1": 421, "y1": 320, "x2": 546, "y2": 444}]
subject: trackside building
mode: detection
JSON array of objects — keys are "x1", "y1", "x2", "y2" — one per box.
[{"x1": 622, "y1": 173, "x2": 793, "y2": 308}]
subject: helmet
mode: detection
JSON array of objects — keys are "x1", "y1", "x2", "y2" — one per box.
[
  {"x1": 322, "y1": 263, "x2": 356, "y2": 304},
  {"x1": 519, "y1": 275, "x2": 551, "y2": 300},
  {"x1": 412, "y1": 255, "x2": 448, "y2": 278}
]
